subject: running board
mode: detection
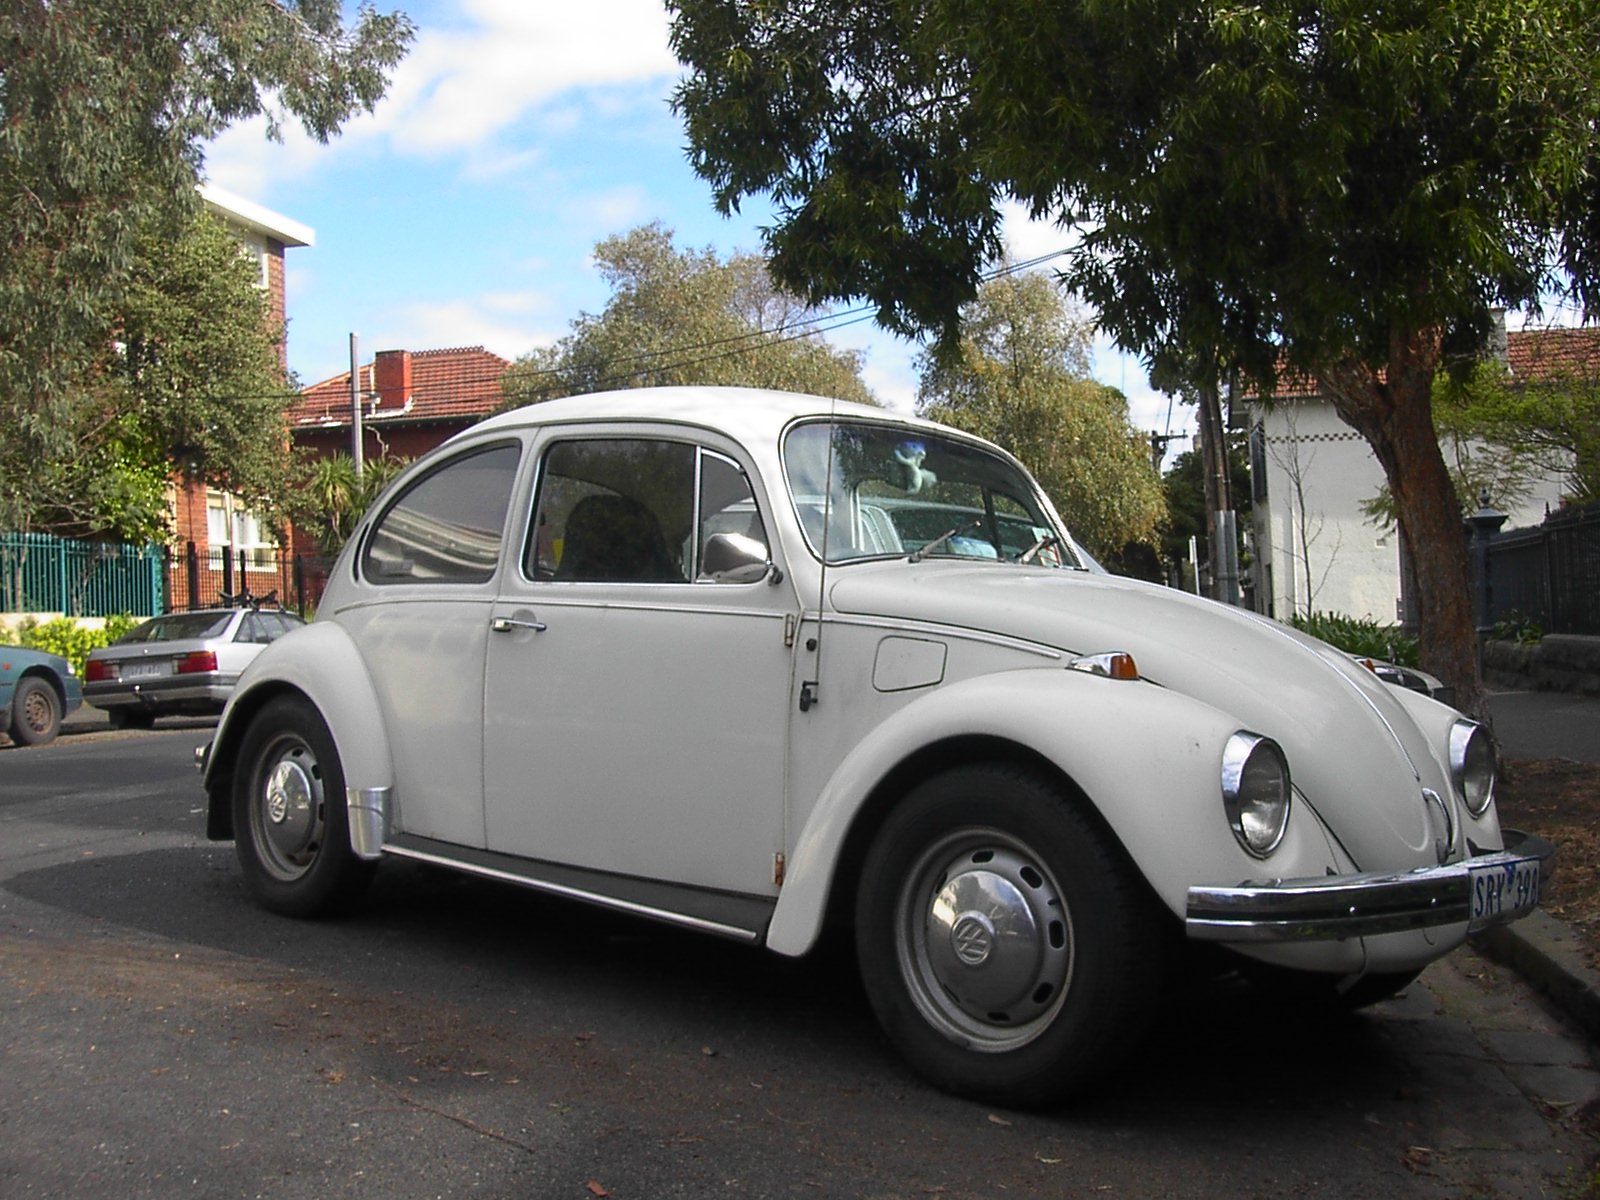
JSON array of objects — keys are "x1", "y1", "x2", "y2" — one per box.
[{"x1": 382, "y1": 833, "x2": 775, "y2": 944}]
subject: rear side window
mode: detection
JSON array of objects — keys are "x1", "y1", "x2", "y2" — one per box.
[{"x1": 362, "y1": 443, "x2": 521, "y2": 584}]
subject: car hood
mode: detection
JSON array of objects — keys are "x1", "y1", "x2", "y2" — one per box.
[{"x1": 828, "y1": 562, "x2": 1452, "y2": 872}]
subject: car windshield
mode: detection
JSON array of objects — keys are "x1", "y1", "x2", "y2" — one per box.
[
  {"x1": 117, "y1": 612, "x2": 233, "y2": 643},
  {"x1": 782, "y1": 420, "x2": 1079, "y2": 567}
]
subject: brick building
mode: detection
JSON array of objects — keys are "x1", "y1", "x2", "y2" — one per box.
[{"x1": 180, "y1": 185, "x2": 313, "y2": 572}]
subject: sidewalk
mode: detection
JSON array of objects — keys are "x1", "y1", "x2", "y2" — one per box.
[{"x1": 1480, "y1": 688, "x2": 1600, "y2": 1037}]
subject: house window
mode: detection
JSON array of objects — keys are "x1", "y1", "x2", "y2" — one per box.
[
  {"x1": 207, "y1": 491, "x2": 277, "y2": 569},
  {"x1": 232, "y1": 230, "x2": 271, "y2": 289}
]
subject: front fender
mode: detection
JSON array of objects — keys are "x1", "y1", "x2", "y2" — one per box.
[
  {"x1": 202, "y1": 622, "x2": 394, "y2": 844},
  {"x1": 766, "y1": 668, "x2": 1350, "y2": 956}
]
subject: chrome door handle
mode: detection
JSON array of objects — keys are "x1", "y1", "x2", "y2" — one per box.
[{"x1": 491, "y1": 616, "x2": 547, "y2": 633}]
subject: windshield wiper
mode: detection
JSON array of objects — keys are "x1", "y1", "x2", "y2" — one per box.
[
  {"x1": 908, "y1": 519, "x2": 984, "y2": 563},
  {"x1": 1016, "y1": 533, "x2": 1060, "y2": 564}
]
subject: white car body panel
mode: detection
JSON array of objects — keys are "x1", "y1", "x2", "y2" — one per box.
[{"x1": 204, "y1": 386, "x2": 1543, "y2": 992}]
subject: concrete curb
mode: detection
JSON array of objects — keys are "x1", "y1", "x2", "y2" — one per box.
[{"x1": 1474, "y1": 911, "x2": 1600, "y2": 1040}]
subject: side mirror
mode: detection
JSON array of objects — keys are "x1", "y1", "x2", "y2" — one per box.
[{"x1": 701, "y1": 532, "x2": 772, "y2": 584}]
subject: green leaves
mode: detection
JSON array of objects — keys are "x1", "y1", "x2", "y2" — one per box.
[
  {"x1": 0, "y1": 0, "x2": 412, "y2": 538},
  {"x1": 499, "y1": 224, "x2": 875, "y2": 408},
  {"x1": 915, "y1": 271, "x2": 1166, "y2": 558}
]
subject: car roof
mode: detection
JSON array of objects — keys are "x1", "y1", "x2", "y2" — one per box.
[{"x1": 463, "y1": 386, "x2": 947, "y2": 451}]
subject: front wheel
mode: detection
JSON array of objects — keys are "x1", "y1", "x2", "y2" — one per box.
[
  {"x1": 232, "y1": 696, "x2": 375, "y2": 917},
  {"x1": 856, "y1": 764, "x2": 1169, "y2": 1106},
  {"x1": 9, "y1": 677, "x2": 62, "y2": 745}
]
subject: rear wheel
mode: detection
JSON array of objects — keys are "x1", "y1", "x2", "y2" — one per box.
[
  {"x1": 232, "y1": 696, "x2": 374, "y2": 917},
  {"x1": 8, "y1": 677, "x2": 61, "y2": 745},
  {"x1": 856, "y1": 764, "x2": 1169, "y2": 1106}
]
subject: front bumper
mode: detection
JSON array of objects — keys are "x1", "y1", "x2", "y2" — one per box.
[{"x1": 1185, "y1": 830, "x2": 1554, "y2": 943}]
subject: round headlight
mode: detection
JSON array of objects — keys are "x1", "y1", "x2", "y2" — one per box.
[
  {"x1": 1221, "y1": 732, "x2": 1291, "y2": 858},
  {"x1": 1450, "y1": 719, "x2": 1496, "y2": 817}
]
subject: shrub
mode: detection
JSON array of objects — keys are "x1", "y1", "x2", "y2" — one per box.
[
  {"x1": 1491, "y1": 611, "x2": 1543, "y2": 645},
  {"x1": 12, "y1": 614, "x2": 140, "y2": 677},
  {"x1": 1288, "y1": 611, "x2": 1419, "y2": 667}
]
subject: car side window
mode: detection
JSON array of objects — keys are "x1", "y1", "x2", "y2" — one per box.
[
  {"x1": 363, "y1": 443, "x2": 521, "y2": 584},
  {"x1": 526, "y1": 439, "x2": 694, "y2": 583},
  {"x1": 696, "y1": 451, "x2": 770, "y2": 583}
]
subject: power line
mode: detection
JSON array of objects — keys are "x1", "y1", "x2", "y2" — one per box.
[{"x1": 182, "y1": 248, "x2": 1080, "y2": 406}]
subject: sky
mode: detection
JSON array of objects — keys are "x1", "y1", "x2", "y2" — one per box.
[{"x1": 203, "y1": 0, "x2": 1193, "y2": 453}]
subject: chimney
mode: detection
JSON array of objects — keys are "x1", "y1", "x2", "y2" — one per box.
[{"x1": 373, "y1": 349, "x2": 412, "y2": 411}]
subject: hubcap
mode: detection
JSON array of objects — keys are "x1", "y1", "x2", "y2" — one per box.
[
  {"x1": 253, "y1": 738, "x2": 325, "y2": 882},
  {"x1": 22, "y1": 689, "x2": 50, "y2": 732},
  {"x1": 896, "y1": 829, "x2": 1074, "y2": 1052}
]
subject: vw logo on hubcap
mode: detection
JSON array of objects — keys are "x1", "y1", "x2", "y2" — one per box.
[{"x1": 951, "y1": 911, "x2": 996, "y2": 966}]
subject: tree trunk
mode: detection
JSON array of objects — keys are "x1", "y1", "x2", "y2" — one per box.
[{"x1": 1320, "y1": 327, "x2": 1486, "y2": 722}]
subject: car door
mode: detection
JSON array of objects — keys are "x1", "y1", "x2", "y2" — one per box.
[
  {"x1": 331, "y1": 439, "x2": 524, "y2": 849},
  {"x1": 483, "y1": 433, "x2": 796, "y2": 898}
]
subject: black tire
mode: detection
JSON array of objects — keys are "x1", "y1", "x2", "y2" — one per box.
[
  {"x1": 232, "y1": 696, "x2": 375, "y2": 917},
  {"x1": 9, "y1": 676, "x2": 62, "y2": 746},
  {"x1": 856, "y1": 763, "x2": 1169, "y2": 1107}
]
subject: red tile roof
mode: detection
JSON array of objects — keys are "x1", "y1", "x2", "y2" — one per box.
[
  {"x1": 1507, "y1": 327, "x2": 1600, "y2": 383},
  {"x1": 1251, "y1": 326, "x2": 1600, "y2": 401},
  {"x1": 291, "y1": 346, "x2": 510, "y2": 429}
]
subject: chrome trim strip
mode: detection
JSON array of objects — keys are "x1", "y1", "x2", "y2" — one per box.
[
  {"x1": 1185, "y1": 832, "x2": 1554, "y2": 943},
  {"x1": 381, "y1": 842, "x2": 765, "y2": 944},
  {"x1": 346, "y1": 786, "x2": 391, "y2": 861}
]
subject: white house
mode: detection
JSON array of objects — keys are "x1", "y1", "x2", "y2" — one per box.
[{"x1": 1246, "y1": 327, "x2": 1596, "y2": 624}]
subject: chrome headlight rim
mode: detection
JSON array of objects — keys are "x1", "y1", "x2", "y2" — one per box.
[
  {"x1": 1221, "y1": 731, "x2": 1292, "y2": 859},
  {"x1": 1449, "y1": 719, "x2": 1497, "y2": 817}
]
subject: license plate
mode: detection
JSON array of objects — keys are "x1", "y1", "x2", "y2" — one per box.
[
  {"x1": 1467, "y1": 856, "x2": 1541, "y2": 930},
  {"x1": 122, "y1": 661, "x2": 170, "y2": 681}
]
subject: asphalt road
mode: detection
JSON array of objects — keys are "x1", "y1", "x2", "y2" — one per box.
[{"x1": 3, "y1": 722, "x2": 1598, "y2": 1199}]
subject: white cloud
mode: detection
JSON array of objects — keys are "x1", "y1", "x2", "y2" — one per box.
[
  {"x1": 999, "y1": 200, "x2": 1074, "y2": 268},
  {"x1": 382, "y1": 293, "x2": 555, "y2": 362},
  {"x1": 374, "y1": 0, "x2": 678, "y2": 153},
  {"x1": 203, "y1": 0, "x2": 679, "y2": 192}
]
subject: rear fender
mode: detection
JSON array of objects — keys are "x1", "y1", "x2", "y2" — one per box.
[
  {"x1": 766, "y1": 667, "x2": 1347, "y2": 956},
  {"x1": 202, "y1": 622, "x2": 393, "y2": 848}
]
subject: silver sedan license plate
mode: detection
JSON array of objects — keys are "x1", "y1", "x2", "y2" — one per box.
[{"x1": 1467, "y1": 856, "x2": 1541, "y2": 930}]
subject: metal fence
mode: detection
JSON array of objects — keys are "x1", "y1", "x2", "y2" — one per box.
[
  {"x1": 1481, "y1": 499, "x2": 1600, "y2": 636},
  {"x1": 1, "y1": 533, "x2": 330, "y2": 618},
  {"x1": 1, "y1": 533, "x2": 164, "y2": 616}
]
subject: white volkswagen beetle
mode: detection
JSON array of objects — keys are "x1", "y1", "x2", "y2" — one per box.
[{"x1": 199, "y1": 387, "x2": 1548, "y2": 1105}]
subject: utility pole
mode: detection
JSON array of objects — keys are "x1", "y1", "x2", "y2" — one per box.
[
  {"x1": 1196, "y1": 375, "x2": 1240, "y2": 606},
  {"x1": 349, "y1": 332, "x2": 364, "y2": 476}
]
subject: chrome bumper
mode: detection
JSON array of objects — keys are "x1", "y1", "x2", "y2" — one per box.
[{"x1": 1185, "y1": 830, "x2": 1554, "y2": 943}]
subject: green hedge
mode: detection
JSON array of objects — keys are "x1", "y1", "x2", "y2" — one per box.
[
  {"x1": 9, "y1": 615, "x2": 140, "y2": 677},
  {"x1": 1288, "y1": 611, "x2": 1418, "y2": 667}
]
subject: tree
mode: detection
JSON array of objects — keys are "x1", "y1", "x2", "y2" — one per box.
[
  {"x1": 286, "y1": 451, "x2": 407, "y2": 556},
  {"x1": 670, "y1": 0, "x2": 1600, "y2": 719},
  {"x1": 915, "y1": 271, "x2": 1165, "y2": 559},
  {"x1": 11, "y1": 207, "x2": 303, "y2": 543},
  {"x1": 1161, "y1": 440, "x2": 1251, "y2": 586},
  {"x1": 1, "y1": 0, "x2": 412, "y2": 532},
  {"x1": 1436, "y1": 356, "x2": 1600, "y2": 505},
  {"x1": 500, "y1": 224, "x2": 876, "y2": 407}
]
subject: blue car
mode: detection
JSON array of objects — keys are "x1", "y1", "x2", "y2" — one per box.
[{"x1": 1, "y1": 646, "x2": 84, "y2": 746}]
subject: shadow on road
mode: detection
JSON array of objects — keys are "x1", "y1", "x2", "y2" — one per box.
[{"x1": 4, "y1": 839, "x2": 1419, "y2": 1122}]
